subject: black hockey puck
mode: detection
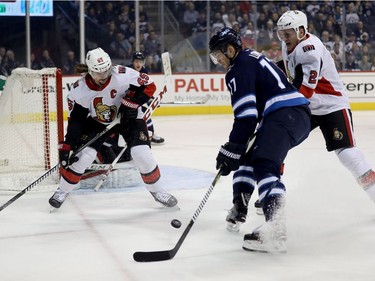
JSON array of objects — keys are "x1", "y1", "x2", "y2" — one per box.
[{"x1": 171, "y1": 219, "x2": 182, "y2": 228}]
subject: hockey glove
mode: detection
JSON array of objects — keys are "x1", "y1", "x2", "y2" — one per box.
[
  {"x1": 121, "y1": 96, "x2": 141, "y2": 119},
  {"x1": 216, "y1": 142, "x2": 245, "y2": 176},
  {"x1": 58, "y1": 142, "x2": 78, "y2": 168}
]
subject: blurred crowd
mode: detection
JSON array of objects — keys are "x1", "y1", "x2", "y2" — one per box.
[
  {"x1": 1, "y1": 1, "x2": 375, "y2": 77},
  {"x1": 170, "y1": 0, "x2": 375, "y2": 70}
]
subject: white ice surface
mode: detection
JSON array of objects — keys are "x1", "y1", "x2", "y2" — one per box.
[{"x1": 1, "y1": 112, "x2": 375, "y2": 281}]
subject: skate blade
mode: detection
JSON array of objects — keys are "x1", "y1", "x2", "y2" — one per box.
[
  {"x1": 255, "y1": 207, "x2": 264, "y2": 216},
  {"x1": 226, "y1": 221, "x2": 242, "y2": 233},
  {"x1": 243, "y1": 239, "x2": 287, "y2": 254}
]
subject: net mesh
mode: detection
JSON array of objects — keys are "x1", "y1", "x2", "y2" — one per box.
[{"x1": 0, "y1": 68, "x2": 61, "y2": 192}]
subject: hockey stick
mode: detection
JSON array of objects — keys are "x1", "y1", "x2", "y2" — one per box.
[
  {"x1": 94, "y1": 146, "x2": 127, "y2": 191},
  {"x1": 133, "y1": 170, "x2": 222, "y2": 262},
  {"x1": 0, "y1": 121, "x2": 119, "y2": 212},
  {"x1": 142, "y1": 52, "x2": 172, "y2": 121},
  {"x1": 90, "y1": 53, "x2": 172, "y2": 190}
]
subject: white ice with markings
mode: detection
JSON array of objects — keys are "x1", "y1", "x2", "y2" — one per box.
[{"x1": 1, "y1": 113, "x2": 375, "y2": 281}]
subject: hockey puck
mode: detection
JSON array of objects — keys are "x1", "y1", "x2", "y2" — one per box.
[{"x1": 171, "y1": 219, "x2": 182, "y2": 228}]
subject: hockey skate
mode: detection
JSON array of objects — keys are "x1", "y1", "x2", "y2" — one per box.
[
  {"x1": 151, "y1": 134, "x2": 165, "y2": 145},
  {"x1": 226, "y1": 193, "x2": 251, "y2": 232},
  {"x1": 358, "y1": 169, "x2": 375, "y2": 190},
  {"x1": 49, "y1": 187, "x2": 69, "y2": 209},
  {"x1": 254, "y1": 199, "x2": 264, "y2": 215},
  {"x1": 243, "y1": 195, "x2": 286, "y2": 253},
  {"x1": 242, "y1": 221, "x2": 287, "y2": 254},
  {"x1": 150, "y1": 191, "x2": 178, "y2": 207}
]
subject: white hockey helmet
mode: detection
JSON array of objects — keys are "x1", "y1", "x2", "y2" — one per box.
[
  {"x1": 277, "y1": 10, "x2": 308, "y2": 41},
  {"x1": 86, "y1": 47, "x2": 112, "y2": 76}
]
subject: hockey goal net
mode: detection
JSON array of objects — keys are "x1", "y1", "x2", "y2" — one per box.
[{"x1": 0, "y1": 68, "x2": 64, "y2": 192}]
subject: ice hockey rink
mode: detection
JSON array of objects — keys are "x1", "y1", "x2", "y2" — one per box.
[{"x1": 1, "y1": 112, "x2": 374, "y2": 281}]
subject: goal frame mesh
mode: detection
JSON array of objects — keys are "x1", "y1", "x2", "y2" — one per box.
[{"x1": 0, "y1": 67, "x2": 64, "y2": 192}]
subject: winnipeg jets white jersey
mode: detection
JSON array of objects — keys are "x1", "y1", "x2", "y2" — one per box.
[
  {"x1": 67, "y1": 65, "x2": 154, "y2": 124},
  {"x1": 281, "y1": 33, "x2": 349, "y2": 115}
]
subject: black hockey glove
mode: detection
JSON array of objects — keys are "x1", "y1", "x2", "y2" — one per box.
[
  {"x1": 58, "y1": 142, "x2": 78, "y2": 168},
  {"x1": 120, "y1": 97, "x2": 139, "y2": 119},
  {"x1": 216, "y1": 142, "x2": 245, "y2": 176}
]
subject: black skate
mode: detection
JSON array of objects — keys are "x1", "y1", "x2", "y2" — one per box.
[
  {"x1": 226, "y1": 193, "x2": 251, "y2": 232},
  {"x1": 49, "y1": 188, "x2": 69, "y2": 209}
]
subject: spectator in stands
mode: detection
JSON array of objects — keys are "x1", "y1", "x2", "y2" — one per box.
[
  {"x1": 330, "y1": 42, "x2": 345, "y2": 70},
  {"x1": 361, "y1": 1, "x2": 375, "y2": 24},
  {"x1": 360, "y1": 32, "x2": 372, "y2": 49},
  {"x1": 30, "y1": 53, "x2": 40, "y2": 70},
  {"x1": 86, "y1": 6, "x2": 100, "y2": 25},
  {"x1": 352, "y1": 21, "x2": 368, "y2": 39},
  {"x1": 211, "y1": 12, "x2": 225, "y2": 34},
  {"x1": 143, "y1": 30, "x2": 161, "y2": 57},
  {"x1": 241, "y1": 22, "x2": 256, "y2": 49},
  {"x1": 322, "y1": 30, "x2": 334, "y2": 51},
  {"x1": 62, "y1": 51, "x2": 79, "y2": 74},
  {"x1": 262, "y1": 19, "x2": 277, "y2": 47},
  {"x1": 0, "y1": 55, "x2": 7, "y2": 76},
  {"x1": 144, "y1": 54, "x2": 160, "y2": 74},
  {"x1": 256, "y1": 12, "x2": 268, "y2": 30},
  {"x1": 106, "y1": 20, "x2": 118, "y2": 39},
  {"x1": 306, "y1": 0, "x2": 320, "y2": 17},
  {"x1": 346, "y1": 2, "x2": 360, "y2": 26},
  {"x1": 99, "y1": 2, "x2": 117, "y2": 25},
  {"x1": 264, "y1": 41, "x2": 282, "y2": 63},
  {"x1": 39, "y1": 49, "x2": 55, "y2": 68},
  {"x1": 182, "y1": 1, "x2": 199, "y2": 37},
  {"x1": 139, "y1": 12, "x2": 149, "y2": 34},
  {"x1": 371, "y1": 56, "x2": 375, "y2": 71},
  {"x1": 192, "y1": 10, "x2": 207, "y2": 34},
  {"x1": 345, "y1": 52, "x2": 360, "y2": 71},
  {"x1": 362, "y1": 45, "x2": 372, "y2": 60},
  {"x1": 109, "y1": 32, "x2": 132, "y2": 61},
  {"x1": 313, "y1": 11, "x2": 326, "y2": 35},
  {"x1": 0, "y1": 46, "x2": 6, "y2": 61},
  {"x1": 358, "y1": 55, "x2": 372, "y2": 70},
  {"x1": 1, "y1": 49, "x2": 22, "y2": 76},
  {"x1": 323, "y1": 18, "x2": 341, "y2": 38},
  {"x1": 345, "y1": 32, "x2": 362, "y2": 53},
  {"x1": 116, "y1": 11, "x2": 131, "y2": 34}
]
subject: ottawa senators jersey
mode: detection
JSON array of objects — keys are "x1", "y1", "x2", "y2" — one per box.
[
  {"x1": 281, "y1": 33, "x2": 349, "y2": 115},
  {"x1": 68, "y1": 65, "x2": 155, "y2": 124}
]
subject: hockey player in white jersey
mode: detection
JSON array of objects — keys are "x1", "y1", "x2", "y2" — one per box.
[
  {"x1": 276, "y1": 10, "x2": 375, "y2": 202},
  {"x1": 49, "y1": 48, "x2": 177, "y2": 209}
]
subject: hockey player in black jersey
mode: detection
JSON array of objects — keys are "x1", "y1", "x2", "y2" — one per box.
[{"x1": 209, "y1": 27, "x2": 311, "y2": 253}]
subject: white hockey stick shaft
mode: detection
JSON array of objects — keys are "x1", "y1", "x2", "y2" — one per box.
[
  {"x1": 143, "y1": 51, "x2": 172, "y2": 121},
  {"x1": 94, "y1": 146, "x2": 127, "y2": 191}
]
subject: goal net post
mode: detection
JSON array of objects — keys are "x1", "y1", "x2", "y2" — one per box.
[{"x1": 0, "y1": 67, "x2": 64, "y2": 192}]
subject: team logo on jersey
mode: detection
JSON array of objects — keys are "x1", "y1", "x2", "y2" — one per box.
[
  {"x1": 333, "y1": 128, "x2": 343, "y2": 141},
  {"x1": 93, "y1": 97, "x2": 116, "y2": 122},
  {"x1": 139, "y1": 131, "x2": 148, "y2": 142},
  {"x1": 302, "y1": 45, "x2": 315, "y2": 52}
]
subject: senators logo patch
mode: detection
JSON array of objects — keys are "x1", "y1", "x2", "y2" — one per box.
[
  {"x1": 333, "y1": 128, "x2": 343, "y2": 141},
  {"x1": 139, "y1": 131, "x2": 148, "y2": 142},
  {"x1": 302, "y1": 45, "x2": 315, "y2": 52},
  {"x1": 95, "y1": 103, "x2": 117, "y2": 122}
]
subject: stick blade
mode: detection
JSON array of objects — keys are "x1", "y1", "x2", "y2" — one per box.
[{"x1": 133, "y1": 249, "x2": 176, "y2": 262}]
